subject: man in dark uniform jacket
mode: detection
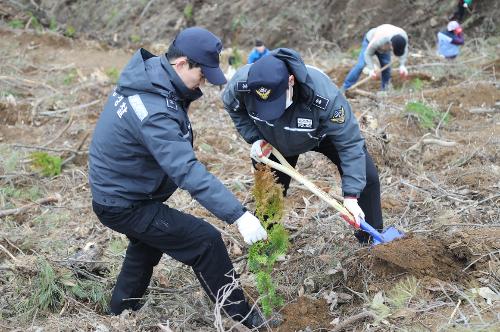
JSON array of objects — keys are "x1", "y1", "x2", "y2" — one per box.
[
  {"x1": 89, "y1": 27, "x2": 267, "y2": 328},
  {"x1": 222, "y1": 49, "x2": 384, "y2": 242}
]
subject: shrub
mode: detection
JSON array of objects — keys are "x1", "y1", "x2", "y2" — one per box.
[
  {"x1": 405, "y1": 101, "x2": 450, "y2": 129},
  {"x1": 49, "y1": 18, "x2": 58, "y2": 31},
  {"x1": 130, "y1": 34, "x2": 141, "y2": 43},
  {"x1": 63, "y1": 68, "x2": 78, "y2": 85},
  {"x1": 230, "y1": 48, "x2": 243, "y2": 68},
  {"x1": 411, "y1": 78, "x2": 424, "y2": 91},
  {"x1": 16, "y1": 258, "x2": 109, "y2": 317},
  {"x1": 64, "y1": 25, "x2": 76, "y2": 38},
  {"x1": 105, "y1": 67, "x2": 120, "y2": 83},
  {"x1": 30, "y1": 152, "x2": 62, "y2": 177},
  {"x1": 8, "y1": 19, "x2": 24, "y2": 29},
  {"x1": 183, "y1": 4, "x2": 193, "y2": 20}
]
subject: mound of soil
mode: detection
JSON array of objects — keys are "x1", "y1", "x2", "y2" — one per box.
[
  {"x1": 277, "y1": 296, "x2": 331, "y2": 331},
  {"x1": 370, "y1": 234, "x2": 468, "y2": 281},
  {"x1": 351, "y1": 229, "x2": 500, "y2": 285}
]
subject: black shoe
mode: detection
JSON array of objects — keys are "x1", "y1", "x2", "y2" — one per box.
[
  {"x1": 242, "y1": 309, "x2": 283, "y2": 329},
  {"x1": 108, "y1": 300, "x2": 144, "y2": 315},
  {"x1": 242, "y1": 309, "x2": 266, "y2": 329}
]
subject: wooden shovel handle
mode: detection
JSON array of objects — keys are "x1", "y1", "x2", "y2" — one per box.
[
  {"x1": 258, "y1": 146, "x2": 355, "y2": 222},
  {"x1": 346, "y1": 62, "x2": 392, "y2": 91}
]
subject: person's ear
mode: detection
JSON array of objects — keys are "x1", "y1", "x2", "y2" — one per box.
[
  {"x1": 289, "y1": 75, "x2": 295, "y2": 87},
  {"x1": 172, "y1": 57, "x2": 188, "y2": 70}
]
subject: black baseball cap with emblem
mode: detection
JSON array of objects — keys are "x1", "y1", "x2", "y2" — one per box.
[
  {"x1": 247, "y1": 55, "x2": 289, "y2": 121},
  {"x1": 173, "y1": 27, "x2": 226, "y2": 85}
]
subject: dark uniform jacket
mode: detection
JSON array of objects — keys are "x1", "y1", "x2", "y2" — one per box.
[
  {"x1": 222, "y1": 48, "x2": 367, "y2": 196},
  {"x1": 89, "y1": 49, "x2": 245, "y2": 223}
]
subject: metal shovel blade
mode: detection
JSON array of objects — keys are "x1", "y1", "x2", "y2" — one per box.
[
  {"x1": 374, "y1": 226, "x2": 405, "y2": 245},
  {"x1": 360, "y1": 220, "x2": 405, "y2": 245}
]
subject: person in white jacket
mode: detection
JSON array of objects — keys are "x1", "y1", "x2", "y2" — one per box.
[{"x1": 342, "y1": 24, "x2": 409, "y2": 91}]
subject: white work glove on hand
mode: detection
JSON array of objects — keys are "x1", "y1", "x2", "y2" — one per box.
[
  {"x1": 368, "y1": 69, "x2": 378, "y2": 79},
  {"x1": 235, "y1": 211, "x2": 268, "y2": 245},
  {"x1": 342, "y1": 198, "x2": 365, "y2": 228},
  {"x1": 463, "y1": 3, "x2": 468, "y2": 8},
  {"x1": 399, "y1": 66, "x2": 408, "y2": 78},
  {"x1": 250, "y1": 139, "x2": 272, "y2": 161}
]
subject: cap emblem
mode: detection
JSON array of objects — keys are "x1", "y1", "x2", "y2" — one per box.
[{"x1": 255, "y1": 87, "x2": 271, "y2": 100}]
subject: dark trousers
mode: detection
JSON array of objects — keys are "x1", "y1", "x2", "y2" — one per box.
[
  {"x1": 92, "y1": 200, "x2": 250, "y2": 319},
  {"x1": 253, "y1": 140, "x2": 383, "y2": 242}
]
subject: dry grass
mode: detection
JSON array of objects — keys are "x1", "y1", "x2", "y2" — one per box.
[{"x1": 1, "y1": 24, "x2": 499, "y2": 331}]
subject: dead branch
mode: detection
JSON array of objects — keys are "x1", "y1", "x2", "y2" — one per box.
[
  {"x1": 38, "y1": 100, "x2": 100, "y2": 116},
  {"x1": 10, "y1": 143, "x2": 83, "y2": 154},
  {"x1": 156, "y1": 322, "x2": 174, "y2": 332},
  {"x1": 61, "y1": 132, "x2": 90, "y2": 166},
  {"x1": 407, "y1": 55, "x2": 488, "y2": 69},
  {"x1": 406, "y1": 134, "x2": 457, "y2": 153},
  {"x1": 42, "y1": 114, "x2": 74, "y2": 147},
  {"x1": 211, "y1": 223, "x2": 243, "y2": 248},
  {"x1": 0, "y1": 244, "x2": 18, "y2": 262},
  {"x1": 0, "y1": 75, "x2": 58, "y2": 92},
  {"x1": 469, "y1": 108, "x2": 498, "y2": 113},
  {"x1": 331, "y1": 311, "x2": 376, "y2": 332},
  {"x1": 136, "y1": 0, "x2": 156, "y2": 23},
  {"x1": 436, "y1": 103, "x2": 453, "y2": 137},
  {"x1": 348, "y1": 88, "x2": 377, "y2": 99},
  {"x1": 0, "y1": 194, "x2": 61, "y2": 218},
  {"x1": 421, "y1": 138, "x2": 457, "y2": 147}
]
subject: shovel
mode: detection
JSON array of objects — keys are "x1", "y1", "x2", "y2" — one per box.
[{"x1": 255, "y1": 144, "x2": 404, "y2": 245}]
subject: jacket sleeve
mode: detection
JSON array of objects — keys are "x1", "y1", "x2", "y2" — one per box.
[
  {"x1": 247, "y1": 50, "x2": 257, "y2": 64},
  {"x1": 222, "y1": 80, "x2": 261, "y2": 144},
  {"x1": 363, "y1": 40, "x2": 378, "y2": 71},
  {"x1": 452, "y1": 33, "x2": 464, "y2": 45},
  {"x1": 140, "y1": 112, "x2": 245, "y2": 223},
  {"x1": 317, "y1": 93, "x2": 367, "y2": 196}
]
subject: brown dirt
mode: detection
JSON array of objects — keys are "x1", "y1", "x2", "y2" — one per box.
[
  {"x1": 3, "y1": 0, "x2": 500, "y2": 50},
  {"x1": 349, "y1": 229, "x2": 500, "y2": 286},
  {"x1": 370, "y1": 234, "x2": 468, "y2": 281},
  {"x1": 277, "y1": 297, "x2": 331, "y2": 332},
  {"x1": 1, "y1": 5, "x2": 499, "y2": 331}
]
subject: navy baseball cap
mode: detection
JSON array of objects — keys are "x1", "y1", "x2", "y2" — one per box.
[
  {"x1": 173, "y1": 27, "x2": 226, "y2": 85},
  {"x1": 247, "y1": 55, "x2": 289, "y2": 121}
]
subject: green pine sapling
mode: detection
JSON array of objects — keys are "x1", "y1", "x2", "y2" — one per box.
[{"x1": 249, "y1": 165, "x2": 289, "y2": 316}]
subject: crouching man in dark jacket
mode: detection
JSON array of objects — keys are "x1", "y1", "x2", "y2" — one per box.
[
  {"x1": 89, "y1": 27, "x2": 268, "y2": 329},
  {"x1": 222, "y1": 48, "x2": 384, "y2": 243}
]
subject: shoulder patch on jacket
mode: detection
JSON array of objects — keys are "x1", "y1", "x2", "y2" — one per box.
[
  {"x1": 312, "y1": 94, "x2": 329, "y2": 110},
  {"x1": 166, "y1": 98, "x2": 179, "y2": 111},
  {"x1": 128, "y1": 95, "x2": 148, "y2": 121},
  {"x1": 330, "y1": 106, "x2": 345, "y2": 124},
  {"x1": 236, "y1": 81, "x2": 250, "y2": 92}
]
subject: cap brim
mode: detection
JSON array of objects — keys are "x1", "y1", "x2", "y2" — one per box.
[
  {"x1": 201, "y1": 66, "x2": 227, "y2": 85},
  {"x1": 250, "y1": 92, "x2": 287, "y2": 121}
]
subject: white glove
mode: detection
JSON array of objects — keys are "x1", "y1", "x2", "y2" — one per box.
[
  {"x1": 235, "y1": 211, "x2": 267, "y2": 245},
  {"x1": 399, "y1": 66, "x2": 408, "y2": 78},
  {"x1": 342, "y1": 198, "x2": 365, "y2": 228},
  {"x1": 250, "y1": 139, "x2": 271, "y2": 161},
  {"x1": 368, "y1": 69, "x2": 378, "y2": 79},
  {"x1": 463, "y1": 3, "x2": 468, "y2": 8}
]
